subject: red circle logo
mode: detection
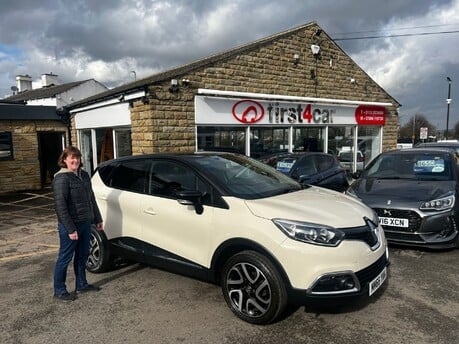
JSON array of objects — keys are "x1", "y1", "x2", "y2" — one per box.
[{"x1": 232, "y1": 100, "x2": 265, "y2": 123}]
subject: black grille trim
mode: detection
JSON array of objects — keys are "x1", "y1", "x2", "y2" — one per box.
[
  {"x1": 343, "y1": 224, "x2": 379, "y2": 248},
  {"x1": 355, "y1": 253, "x2": 388, "y2": 287}
]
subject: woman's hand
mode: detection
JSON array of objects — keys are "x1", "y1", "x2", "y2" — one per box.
[
  {"x1": 69, "y1": 231, "x2": 78, "y2": 240},
  {"x1": 95, "y1": 222, "x2": 103, "y2": 230}
]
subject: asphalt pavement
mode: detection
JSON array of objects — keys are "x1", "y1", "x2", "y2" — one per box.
[{"x1": 0, "y1": 187, "x2": 57, "y2": 263}]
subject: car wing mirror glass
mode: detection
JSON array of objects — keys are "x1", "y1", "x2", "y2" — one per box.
[{"x1": 176, "y1": 190, "x2": 204, "y2": 215}]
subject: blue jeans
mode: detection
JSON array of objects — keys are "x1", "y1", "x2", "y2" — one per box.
[{"x1": 53, "y1": 221, "x2": 91, "y2": 295}]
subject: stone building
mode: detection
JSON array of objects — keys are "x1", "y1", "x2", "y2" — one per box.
[
  {"x1": 0, "y1": 103, "x2": 66, "y2": 192},
  {"x1": 68, "y1": 22, "x2": 400, "y2": 174},
  {"x1": 0, "y1": 76, "x2": 107, "y2": 193}
]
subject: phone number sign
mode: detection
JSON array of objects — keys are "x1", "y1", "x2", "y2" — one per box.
[{"x1": 355, "y1": 105, "x2": 386, "y2": 125}]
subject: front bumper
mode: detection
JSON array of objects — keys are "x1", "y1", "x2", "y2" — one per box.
[
  {"x1": 304, "y1": 250, "x2": 389, "y2": 298},
  {"x1": 375, "y1": 208, "x2": 459, "y2": 249}
]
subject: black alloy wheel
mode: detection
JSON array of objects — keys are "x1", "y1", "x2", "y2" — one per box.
[{"x1": 221, "y1": 250, "x2": 287, "y2": 324}]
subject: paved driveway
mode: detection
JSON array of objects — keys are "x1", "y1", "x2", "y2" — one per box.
[{"x1": 0, "y1": 188, "x2": 57, "y2": 263}]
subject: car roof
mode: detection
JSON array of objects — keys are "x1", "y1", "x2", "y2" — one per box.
[
  {"x1": 96, "y1": 151, "x2": 244, "y2": 167},
  {"x1": 259, "y1": 151, "x2": 332, "y2": 159},
  {"x1": 388, "y1": 147, "x2": 455, "y2": 155},
  {"x1": 415, "y1": 142, "x2": 459, "y2": 150}
]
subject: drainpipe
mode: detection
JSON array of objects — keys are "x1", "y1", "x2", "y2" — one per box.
[{"x1": 57, "y1": 108, "x2": 72, "y2": 146}]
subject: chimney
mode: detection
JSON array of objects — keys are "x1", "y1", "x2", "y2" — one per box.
[
  {"x1": 41, "y1": 73, "x2": 59, "y2": 87},
  {"x1": 16, "y1": 75, "x2": 33, "y2": 92}
]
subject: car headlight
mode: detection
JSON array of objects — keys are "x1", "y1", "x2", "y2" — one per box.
[
  {"x1": 420, "y1": 195, "x2": 455, "y2": 211},
  {"x1": 273, "y1": 219, "x2": 344, "y2": 246}
]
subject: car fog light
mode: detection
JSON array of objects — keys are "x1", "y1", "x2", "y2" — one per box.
[{"x1": 310, "y1": 273, "x2": 359, "y2": 294}]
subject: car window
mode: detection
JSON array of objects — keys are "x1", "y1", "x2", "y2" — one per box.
[
  {"x1": 109, "y1": 160, "x2": 148, "y2": 193},
  {"x1": 150, "y1": 161, "x2": 194, "y2": 195},
  {"x1": 149, "y1": 160, "x2": 210, "y2": 201},
  {"x1": 338, "y1": 151, "x2": 362, "y2": 161},
  {"x1": 275, "y1": 157, "x2": 298, "y2": 173},
  {"x1": 291, "y1": 156, "x2": 317, "y2": 177},
  {"x1": 315, "y1": 155, "x2": 335, "y2": 172}
]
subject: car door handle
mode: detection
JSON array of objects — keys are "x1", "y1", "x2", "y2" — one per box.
[{"x1": 143, "y1": 208, "x2": 156, "y2": 215}]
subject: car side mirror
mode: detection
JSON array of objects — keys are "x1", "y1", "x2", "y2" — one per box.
[
  {"x1": 351, "y1": 171, "x2": 361, "y2": 179},
  {"x1": 176, "y1": 190, "x2": 204, "y2": 215}
]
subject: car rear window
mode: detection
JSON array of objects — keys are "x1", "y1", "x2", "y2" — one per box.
[{"x1": 275, "y1": 158, "x2": 298, "y2": 173}]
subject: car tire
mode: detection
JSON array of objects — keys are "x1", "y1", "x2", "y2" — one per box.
[
  {"x1": 221, "y1": 250, "x2": 288, "y2": 324},
  {"x1": 86, "y1": 226, "x2": 112, "y2": 273}
]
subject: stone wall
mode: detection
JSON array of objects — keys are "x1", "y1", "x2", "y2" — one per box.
[
  {"x1": 126, "y1": 24, "x2": 399, "y2": 155},
  {"x1": 0, "y1": 120, "x2": 67, "y2": 193}
]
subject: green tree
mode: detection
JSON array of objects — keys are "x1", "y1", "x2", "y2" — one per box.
[{"x1": 398, "y1": 114, "x2": 437, "y2": 143}]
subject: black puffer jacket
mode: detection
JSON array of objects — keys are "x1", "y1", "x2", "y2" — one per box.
[{"x1": 52, "y1": 168, "x2": 103, "y2": 234}]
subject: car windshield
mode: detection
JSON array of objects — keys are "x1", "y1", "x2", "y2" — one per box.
[
  {"x1": 364, "y1": 152, "x2": 454, "y2": 181},
  {"x1": 193, "y1": 154, "x2": 302, "y2": 199}
]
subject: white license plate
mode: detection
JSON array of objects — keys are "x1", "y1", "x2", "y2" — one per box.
[
  {"x1": 379, "y1": 216, "x2": 409, "y2": 228},
  {"x1": 369, "y1": 267, "x2": 387, "y2": 296}
]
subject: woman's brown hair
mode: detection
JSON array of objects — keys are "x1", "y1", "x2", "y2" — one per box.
[{"x1": 57, "y1": 146, "x2": 83, "y2": 168}]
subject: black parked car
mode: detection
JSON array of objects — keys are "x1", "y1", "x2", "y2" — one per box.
[
  {"x1": 258, "y1": 152, "x2": 349, "y2": 192},
  {"x1": 414, "y1": 141, "x2": 459, "y2": 158},
  {"x1": 348, "y1": 148, "x2": 459, "y2": 249}
]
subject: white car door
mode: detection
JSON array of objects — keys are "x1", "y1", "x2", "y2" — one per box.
[
  {"x1": 138, "y1": 159, "x2": 214, "y2": 267},
  {"x1": 92, "y1": 159, "x2": 147, "y2": 242}
]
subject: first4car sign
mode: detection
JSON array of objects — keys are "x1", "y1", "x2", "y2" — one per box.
[{"x1": 195, "y1": 96, "x2": 385, "y2": 126}]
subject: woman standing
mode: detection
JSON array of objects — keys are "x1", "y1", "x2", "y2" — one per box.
[{"x1": 52, "y1": 146, "x2": 103, "y2": 302}]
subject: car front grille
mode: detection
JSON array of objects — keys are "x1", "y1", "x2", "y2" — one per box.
[
  {"x1": 384, "y1": 231, "x2": 424, "y2": 243},
  {"x1": 344, "y1": 224, "x2": 379, "y2": 248},
  {"x1": 355, "y1": 253, "x2": 388, "y2": 287},
  {"x1": 374, "y1": 208, "x2": 421, "y2": 233}
]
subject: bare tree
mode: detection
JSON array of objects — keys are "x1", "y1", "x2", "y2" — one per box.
[{"x1": 398, "y1": 114, "x2": 437, "y2": 143}]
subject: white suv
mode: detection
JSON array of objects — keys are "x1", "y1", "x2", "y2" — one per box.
[{"x1": 88, "y1": 152, "x2": 388, "y2": 324}]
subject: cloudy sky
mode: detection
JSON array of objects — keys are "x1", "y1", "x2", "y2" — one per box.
[{"x1": 1, "y1": 0, "x2": 458, "y2": 130}]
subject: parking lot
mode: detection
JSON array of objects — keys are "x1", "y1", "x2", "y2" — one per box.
[{"x1": 0, "y1": 189, "x2": 458, "y2": 344}]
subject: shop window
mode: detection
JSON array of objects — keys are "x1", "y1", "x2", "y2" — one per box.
[
  {"x1": 80, "y1": 130, "x2": 94, "y2": 173},
  {"x1": 97, "y1": 128, "x2": 114, "y2": 163},
  {"x1": 115, "y1": 129, "x2": 132, "y2": 157},
  {"x1": 197, "y1": 127, "x2": 245, "y2": 154},
  {"x1": 0, "y1": 131, "x2": 13, "y2": 160},
  {"x1": 358, "y1": 126, "x2": 381, "y2": 166},
  {"x1": 79, "y1": 127, "x2": 132, "y2": 175},
  {"x1": 250, "y1": 127, "x2": 289, "y2": 158},
  {"x1": 293, "y1": 127, "x2": 325, "y2": 152}
]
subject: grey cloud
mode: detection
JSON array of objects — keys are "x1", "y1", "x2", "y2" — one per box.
[{"x1": 1, "y1": 0, "x2": 458, "y2": 131}]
